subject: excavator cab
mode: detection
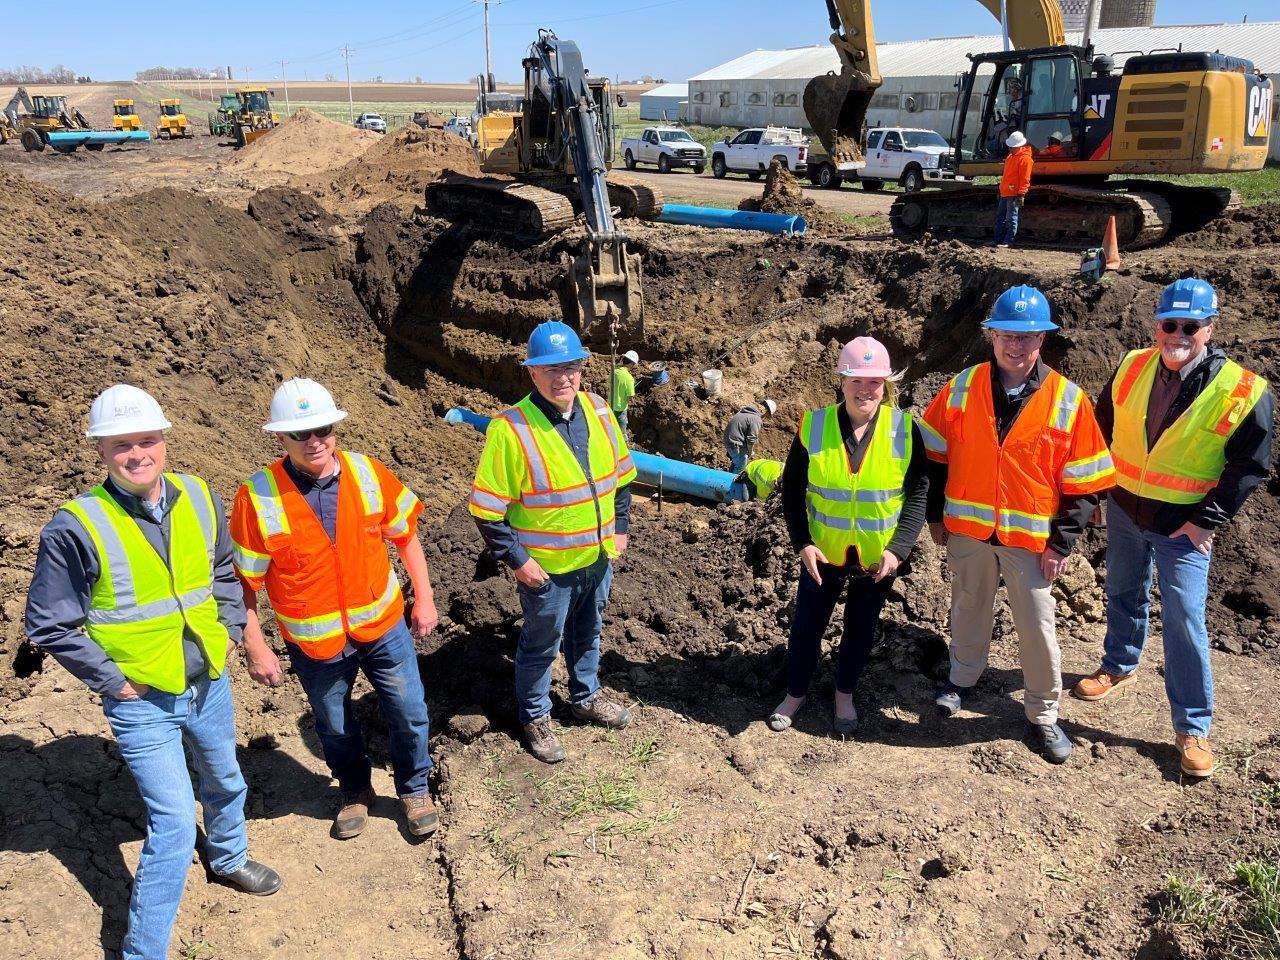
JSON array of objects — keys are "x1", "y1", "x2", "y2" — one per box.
[
  {"x1": 230, "y1": 87, "x2": 279, "y2": 147},
  {"x1": 955, "y1": 48, "x2": 1087, "y2": 162}
]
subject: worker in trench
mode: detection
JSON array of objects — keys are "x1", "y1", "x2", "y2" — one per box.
[
  {"x1": 1075, "y1": 279, "x2": 1274, "y2": 779},
  {"x1": 25, "y1": 385, "x2": 281, "y2": 960},
  {"x1": 611, "y1": 349, "x2": 640, "y2": 438},
  {"x1": 724, "y1": 398, "x2": 777, "y2": 474},
  {"x1": 919, "y1": 287, "x2": 1116, "y2": 764},
  {"x1": 468, "y1": 321, "x2": 638, "y2": 764},
  {"x1": 768, "y1": 338, "x2": 930, "y2": 735},
  {"x1": 230, "y1": 378, "x2": 441, "y2": 841}
]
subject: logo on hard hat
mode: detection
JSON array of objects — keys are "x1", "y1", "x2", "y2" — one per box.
[
  {"x1": 114, "y1": 403, "x2": 142, "y2": 418},
  {"x1": 297, "y1": 398, "x2": 311, "y2": 411},
  {"x1": 1014, "y1": 300, "x2": 1028, "y2": 312},
  {"x1": 549, "y1": 333, "x2": 566, "y2": 346},
  {"x1": 862, "y1": 350, "x2": 874, "y2": 362}
]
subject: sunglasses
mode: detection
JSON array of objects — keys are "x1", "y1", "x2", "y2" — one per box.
[
  {"x1": 285, "y1": 424, "x2": 335, "y2": 442},
  {"x1": 1160, "y1": 320, "x2": 1207, "y2": 336}
]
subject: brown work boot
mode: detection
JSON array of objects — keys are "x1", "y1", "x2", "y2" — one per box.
[
  {"x1": 400, "y1": 794, "x2": 440, "y2": 837},
  {"x1": 332, "y1": 787, "x2": 375, "y2": 840},
  {"x1": 570, "y1": 695, "x2": 632, "y2": 729},
  {"x1": 1073, "y1": 669, "x2": 1137, "y2": 701},
  {"x1": 523, "y1": 717, "x2": 567, "y2": 764},
  {"x1": 1176, "y1": 734, "x2": 1216, "y2": 778}
]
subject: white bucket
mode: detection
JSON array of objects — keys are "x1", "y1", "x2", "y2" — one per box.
[{"x1": 701, "y1": 369, "x2": 723, "y2": 396}]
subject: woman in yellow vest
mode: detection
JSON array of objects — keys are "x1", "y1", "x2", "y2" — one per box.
[{"x1": 769, "y1": 338, "x2": 930, "y2": 735}]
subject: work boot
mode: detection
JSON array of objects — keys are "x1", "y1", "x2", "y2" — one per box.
[
  {"x1": 1073, "y1": 669, "x2": 1136, "y2": 702},
  {"x1": 1028, "y1": 721, "x2": 1073, "y2": 764},
  {"x1": 214, "y1": 859, "x2": 282, "y2": 896},
  {"x1": 934, "y1": 681, "x2": 972, "y2": 718},
  {"x1": 400, "y1": 794, "x2": 440, "y2": 837},
  {"x1": 331, "y1": 787, "x2": 375, "y2": 840},
  {"x1": 524, "y1": 717, "x2": 567, "y2": 764},
  {"x1": 571, "y1": 695, "x2": 632, "y2": 729},
  {"x1": 1176, "y1": 734, "x2": 1216, "y2": 778}
]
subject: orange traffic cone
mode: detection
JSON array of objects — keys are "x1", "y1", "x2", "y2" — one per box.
[{"x1": 1103, "y1": 215, "x2": 1121, "y2": 271}]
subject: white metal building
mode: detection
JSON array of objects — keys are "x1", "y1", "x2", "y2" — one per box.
[
  {"x1": 686, "y1": 21, "x2": 1280, "y2": 159},
  {"x1": 639, "y1": 82, "x2": 688, "y2": 121}
]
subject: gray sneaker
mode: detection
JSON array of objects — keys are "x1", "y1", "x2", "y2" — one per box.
[
  {"x1": 523, "y1": 717, "x2": 567, "y2": 764},
  {"x1": 571, "y1": 696, "x2": 632, "y2": 729},
  {"x1": 934, "y1": 681, "x2": 972, "y2": 717},
  {"x1": 1028, "y1": 721, "x2": 1073, "y2": 764}
]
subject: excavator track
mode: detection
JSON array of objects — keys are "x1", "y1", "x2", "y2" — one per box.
[
  {"x1": 425, "y1": 176, "x2": 578, "y2": 240},
  {"x1": 604, "y1": 173, "x2": 665, "y2": 221}
]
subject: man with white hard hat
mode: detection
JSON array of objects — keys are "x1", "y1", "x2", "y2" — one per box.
[
  {"x1": 724, "y1": 398, "x2": 777, "y2": 474},
  {"x1": 231, "y1": 378, "x2": 441, "y2": 841},
  {"x1": 611, "y1": 349, "x2": 641, "y2": 438},
  {"x1": 994, "y1": 130, "x2": 1034, "y2": 248},
  {"x1": 26, "y1": 384, "x2": 281, "y2": 960}
]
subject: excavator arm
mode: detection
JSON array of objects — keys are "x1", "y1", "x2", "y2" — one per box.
[
  {"x1": 804, "y1": 0, "x2": 1065, "y2": 169},
  {"x1": 3, "y1": 87, "x2": 35, "y2": 126}
]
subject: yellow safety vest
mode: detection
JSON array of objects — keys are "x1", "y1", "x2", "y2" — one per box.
[
  {"x1": 61, "y1": 474, "x2": 230, "y2": 694},
  {"x1": 801, "y1": 404, "x2": 911, "y2": 568},
  {"x1": 745, "y1": 458, "x2": 782, "y2": 498},
  {"x1": 1110, "y1": 348, "x2": 1267, "y2": 504},
  {"x1": 469, "y1": 392, "x2": 637, "y2": 575}
]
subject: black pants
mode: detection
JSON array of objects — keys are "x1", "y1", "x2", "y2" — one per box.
[{"x1": 786, "y1": 562, "x2": 895, "y2": 698}]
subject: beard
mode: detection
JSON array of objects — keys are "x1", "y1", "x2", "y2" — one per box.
[{"x1": 1161, "y1": 343, "x2": 1194, "y2": 365}]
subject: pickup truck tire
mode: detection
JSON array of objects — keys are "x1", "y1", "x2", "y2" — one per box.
[
  {"x1": 901, "y1": 166, "x2": 925, "y2": 194},
  {"x1": 692, "y1": 164, "x2": 705, "y2": 175},
  {"x1": 657, "y1": 154, "x2": 671, "y2": 174},
  {"x1": 624, "y1": 150, "x2": 636, "y2": 170},
  {"x1": 815, "y1": 164, "x2": 842, "y2": 189},
  {"x1": 748, "y1": 171, "x2": 762, "y2": 182},
  {"x1": 771, "y1": 155, "x2": 789, "y2": 170},
  {"x1": 859, "y1": 178, "x2": 885, "y2": 191},
  {"x1": 711, "y1": 155, "x2": 727, "y2": 179}
]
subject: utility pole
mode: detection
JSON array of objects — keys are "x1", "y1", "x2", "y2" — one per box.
[
  {"x1": 279, "y1": 59, "x2": 290, "y2": 114},
  {"x1": 474, "y1": 0, "x2": 499, "y2": 97},
  {"x1": 341, "y1": 46, "x2": 355, "y2": 123}
]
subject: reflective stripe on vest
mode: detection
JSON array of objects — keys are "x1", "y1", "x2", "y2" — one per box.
[{"x1": 948, "y1": 366, "x2": 979, "y2": 412}]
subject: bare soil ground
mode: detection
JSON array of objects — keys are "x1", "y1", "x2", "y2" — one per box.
[
  {"x1": 2, "y1": 108, "x2": 1279, "y2": 960},
  {"x1": 624, "y1": 167, "x2": 895, "y2": 222}
]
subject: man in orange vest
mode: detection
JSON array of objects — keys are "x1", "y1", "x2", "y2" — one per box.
[
  {"x1": 1074, "y1": 279, "x2": 1273, "y2": 778},
  {"x1": 231, "y1": 378, "x2": 441, "y2": 840},
  {"x1": 994, "y1": 131, "x2": 1033, "y2": 248},
  {"x1": 919, "y1": 286, "x2": 1115, "y2": 763}
]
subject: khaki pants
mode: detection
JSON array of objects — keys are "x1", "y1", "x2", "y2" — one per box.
[{"x1": 947, "y1": 533, "x2": 1061, "y2": 724}]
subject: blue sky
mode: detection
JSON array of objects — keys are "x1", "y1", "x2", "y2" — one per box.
[{"x1": 9, "y1": 0, "x2": 1268, "y2": 83}]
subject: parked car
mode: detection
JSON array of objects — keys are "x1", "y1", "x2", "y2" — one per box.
[
  {"x1": 808, "y1": 127, "x2": 965, "y2": 192},
  {"x1": 620, "y1": 127, "x2": 706, "y2": 174},
  {"x1": 355, "y1": 112, "x2": 387, "y2": 133},
  {"x1": 442, "y1": 115, "x2": 473, "y2": 139},
  {"x1": 710, "y1": 127, "x2": 809, "y2": 180}
]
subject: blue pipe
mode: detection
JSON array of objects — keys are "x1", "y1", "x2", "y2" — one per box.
[
  {"x1": 445, "y1": 407, "x2": 751, "y2": 503},
  {"x1": 47, "y1": 130, "x2": 152, "y2": 146},
  {"x1": 656, "y1": 203, "x2": 806, "y2": 236}
]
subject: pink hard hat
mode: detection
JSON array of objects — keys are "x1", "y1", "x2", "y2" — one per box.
[{"x1": 838, "y1": 337, "x2": 893, "y2": 378}]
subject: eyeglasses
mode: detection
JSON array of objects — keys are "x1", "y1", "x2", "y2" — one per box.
[
  {"x1": 285, "y1": 424, "x2": 335, "y2": 442},
  {"x1": 542, "y1": 363, "x2": 585, "y2": 379},
  {"x1": 992, "y1": 333, "x2": 1042, "y2": 345},
  {"x1": 1160, "y1": 320, "x2": 1206, "y2": 336}
]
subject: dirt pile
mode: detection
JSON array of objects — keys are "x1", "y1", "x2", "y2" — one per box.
[
  {"x1": 1172, "y1": 199, "x2": 1280, "y2": 249},
  {"x1": 302, "y1": 126, "x2": 481, "y2": 215},
  {"x1": 738, "y1": 159, "x2": 853, "y2": 236},
  {"x1": 221, "y1": 106, "x2": 381, "y2": 178}
]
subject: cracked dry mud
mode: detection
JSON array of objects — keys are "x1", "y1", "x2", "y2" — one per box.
[{"x1": 2, "y1": 106, "x2": 1280, "y2": 960}]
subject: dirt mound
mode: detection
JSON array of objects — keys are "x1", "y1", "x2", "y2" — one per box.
[
  {"x1": 1172, "y1": 199, "x2": 1280, "y2": 249},
  {"x1": 221, "y1": 106, "x2": 381, "y2": 178},
  {"x1": 303, "y1": 125, "x2": 481, "y2": 215},
  {"x1": 738, "y1": 159, "x2": 853, "y2": 236}
]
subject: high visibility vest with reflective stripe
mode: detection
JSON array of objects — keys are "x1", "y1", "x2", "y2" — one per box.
[
  {"x1": 937, "y1": 363, "x2": 1114, "y2": 552},
  {"x1": 240, "y1": 451, "x2": 404, "y2": 660},
  {"x1": 60, "y1": 474, "x2": 230, "y2": 694},
  {"x1": 745, "y1": 458, "x2": 782, "y2": 499},
  {"x1": 1110, "y1": 348, "x2": 1268, "y2": 504},
  {"x1": 472, "y1": 392, "x2": 637, "y2": 575},
  {"x1": 801, "y1": 404, "x2": 911, "y2": 569}
]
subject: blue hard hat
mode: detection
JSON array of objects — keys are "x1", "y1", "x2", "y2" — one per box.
[
  {"x1": 523, "y1": 321, "x2": 591, "y2": 367},
  {"x1": 1154, "y1": 278, "x2": 1219, "y2": 322},
  {"x1": 983, "y1": 285, "x2": 1058, "y2": 332}
]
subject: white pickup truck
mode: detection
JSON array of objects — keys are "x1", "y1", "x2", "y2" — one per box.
[
  {"x1": 807, "y1": 127, "x2": 964, "y2": 192},
  {"x1": 620, "y1": 127, "x2": 707, "y2": 174},
  {"x1": 710, "y1": 127, "x2": 809, "y2": 180}
]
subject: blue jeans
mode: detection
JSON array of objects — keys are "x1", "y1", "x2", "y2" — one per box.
[
  {"x1": 289, "y1": 619, "x2": 432, "y2": 798},
  {"x1": 614, "y1": 409, "x2": 629, "y2": 439},
  {"x1": 994, "y1": 195, "x2": 1021, "y2": 245},
  {"x1": 515, "y1": 556, "x2": 613, "y2": 724},
  {"x1": 728, "y1": 449, "x2": 748, "y2": 474},
  {"x1": 1101, "y1": 503, "x2": 1214, "y2": 736},
  {"x1": 102, "y1": 671, "x2": 248, "y2": 960}
]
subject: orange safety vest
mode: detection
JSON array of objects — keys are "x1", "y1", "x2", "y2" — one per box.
[
  {"x1": 920, "y1": 363, "x2": 1116, "y2": 552},
  {"x1": 232, "y1": 451, "x2": 419, "y2": 660}
]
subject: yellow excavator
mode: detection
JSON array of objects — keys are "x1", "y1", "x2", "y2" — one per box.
[
  {"x1": 806, "y1": 0, "x2": 1274, "y2": 247},
  {"x1": 156, "y1": 98, "x2": 190, "y2": 139},
  {"x1": 112, "y1": 99, "x2": 142, "y2": 131}
]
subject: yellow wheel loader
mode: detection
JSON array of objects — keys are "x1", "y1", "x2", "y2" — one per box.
[
  {"x1": 228, "y1": 87, "x2": 279, "y2": 148},
  {"x1": 157, "y1": 98, "x2": 190, "y2": 139}
]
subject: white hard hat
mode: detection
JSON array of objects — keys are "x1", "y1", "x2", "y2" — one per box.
[
  {"x1": 763, "y1": 398, "x2": 778, "y2": 416},
  {"x1": 1006, "y1": 131, "x2": 1027, "y2": 149},
  {"x1": 86, "y1": 384, "x2": 172, "y2": 438},
  {"x1": 262, "y1": 378, "x2": 348, "y2": 433},
  {"x1": 622, "y1": 350, "x2": 640, "y2": 365}
]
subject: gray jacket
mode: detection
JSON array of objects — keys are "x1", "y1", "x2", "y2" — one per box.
[
  {"x1": 25, "y1": 476, "x2": 246, "y2": 696},
  {"x1": 723, "y1": 406, "x2": 763, "y2": 453}
]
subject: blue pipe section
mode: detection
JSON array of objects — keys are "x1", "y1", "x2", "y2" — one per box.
[
  {"x1": 47, "y1": 130, "x2": 152, "y2": 146},
  {"x1": 445, "y1": 407, "x2": 751, "y2": 504},
  {"x1": 656, "y1": 203, "x2": 806, "y2": 236}
]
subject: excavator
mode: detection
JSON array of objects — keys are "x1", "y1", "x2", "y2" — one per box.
[
  {"x1": 806, "y1": 0, "x2": 1274, "y2": 247},
  {"x1": 426, "y1": 29, "x2": 662, "y2": 347}
]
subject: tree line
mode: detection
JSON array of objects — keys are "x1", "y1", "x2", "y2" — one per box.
[
  {"x1": 0, "y1": 65, "x2": 80, "y2": 84},
  {"x1": 135, "y1": 66, "x2": 227, "y2": 81}
]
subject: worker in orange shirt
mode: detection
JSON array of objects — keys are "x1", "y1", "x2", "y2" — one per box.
[
  {"x1": 918, "y1": 286, "x2": 1115, "y2": 764},
  {"x1": 994, "y1": 131, "x2": 1034, "y2": 248},
  {"x1": 231, "y1": 378, "x2": 441, "y2": 842},
  {"x1": 1037, "y1": 131, "x2": 1070, "y2": 160}
]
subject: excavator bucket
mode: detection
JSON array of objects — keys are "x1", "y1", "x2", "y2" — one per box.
[
  {"x1": 562, "y1": 237, "x2": 644, "y2": 348},
  {"x1": 803, "y1": 68, "x2": 875, "y2": 171}
]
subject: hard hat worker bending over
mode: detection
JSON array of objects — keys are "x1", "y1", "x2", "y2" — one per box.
[
  {"x1": 231, "y1": 378, "x2": 441, "y2": 841},
  {"x1": 25, "y1": 384, "x2": 280, "y2": 960},
  {"x1": 469, "y1": 321, "x2": 638, "y2": 764},
  {"x1": 1075, "y1": 278, "x2": 1274, "y2": 778},
  {"x1": 920, "y1": 287, "x2": 1116, "y2": 764}
]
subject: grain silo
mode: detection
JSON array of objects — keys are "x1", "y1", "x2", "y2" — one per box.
[
  {"x1": 1057, "y1": 0, "x2": 1101, "y2": 33},
  {"x1": 1100, "y1": 0, "x2": 1157, "y2": 29}
]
